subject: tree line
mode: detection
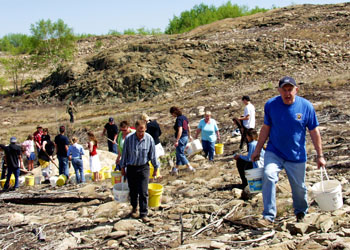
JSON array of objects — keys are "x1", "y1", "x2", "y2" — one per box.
[{"x1": 0, "y1": 1, "x2": 269, "y2": 94}]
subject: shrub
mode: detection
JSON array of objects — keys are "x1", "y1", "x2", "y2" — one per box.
[{"x1": 165, "y1": 1, "x2": 268, "y2": 34}]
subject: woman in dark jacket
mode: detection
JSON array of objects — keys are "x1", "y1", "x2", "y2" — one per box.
[{"x1": 170, "y1": 107, "x2": 195, "y2": 175}]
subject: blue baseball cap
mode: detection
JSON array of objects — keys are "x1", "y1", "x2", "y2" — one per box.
[
  {"x1": 279, "y1": 76, "x2": 297, "y2": 88},
  {"x1": 10, "y1": 137, "x2": 17, "y2": 143}
]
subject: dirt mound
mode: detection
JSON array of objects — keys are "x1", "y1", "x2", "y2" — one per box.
[{"x1": 26, "y1": 3, "x2": 350, "y2": 104}]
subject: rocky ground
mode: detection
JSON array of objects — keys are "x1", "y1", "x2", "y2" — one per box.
[{"x1": 0, "y1": 2, "x2": 350, "y2": 250}]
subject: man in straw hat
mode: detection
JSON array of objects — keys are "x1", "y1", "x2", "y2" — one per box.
[{"x1": 252, "y1": 76, "x2": 326, "y2": 227}]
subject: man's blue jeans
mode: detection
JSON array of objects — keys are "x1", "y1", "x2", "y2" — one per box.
[
  {"x1": 4, "y1": 167, "x2": 20, "y2": 189},
  {"x1": 57, "y1": 156, "x2": 69, "y2": 178},
  {"x1": 176, "y1": 136, "x2": 189, "y2": 166},
  {"x1": 202, "y1": 140, "x2": 215, "y2": 161},
  {"x1": 107, "y1": 140, "x2": 118, "y2": 154},
  {"x1": 262, "y1": 151, "x2": 308, "y2": 222},
  {"x1": 72, "y1": 158, "x2": 85, "y2": 183}
]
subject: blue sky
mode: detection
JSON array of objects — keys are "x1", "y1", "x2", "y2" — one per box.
[{"x1": 0, "y1": 0, "x2": 346, "y2": 37}]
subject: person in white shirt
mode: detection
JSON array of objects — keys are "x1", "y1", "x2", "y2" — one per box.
[{"x1": 233, "y1": 96, "x2": 256, "y2": 150}]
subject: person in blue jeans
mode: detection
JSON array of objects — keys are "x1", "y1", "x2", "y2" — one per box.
[
  {"x1": 54, "y1": 126, "x2": 70, "y2": 178},
  {"x1": 170, "y1": 106, "x2": 195, "y2": 175},
  {"x1": 195, "y1": 111, "x2": 220, "y2": 161},
  {"x1": 251, "y1": 76, "x2": 326, "y2": 227},
  {"x1": 1, "y1": 137, "x2": 23, "y2": 191},
  {"x1": 67, "y1": 137, "x2": 85, "y2": 184},
  {"x1": 233, "y1": 129, "x2": 264, "y2": 189}
]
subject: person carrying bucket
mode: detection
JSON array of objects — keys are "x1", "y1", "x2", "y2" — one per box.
[
  {"x1": 38, "y1": 137, "x2": 55, "y2": 182},
  {"x1": 87, "y1": 132, "x2": 101, "y2": 182},
  {"x1": 115, "y1": 121, "x2": 135, "y2": 170},
  {"x1": 195, "y1": 111, "x2": 220, "y2": 162},
  {"x1": 120, "y1": 120, "x2": 159, "y2": 223},
  {"x1": 251, "y1": 76, "x2": 326, "y2": 227},
  {"x1": 233, "y1": 129, "x2": 264, "y2": 189},
  {"x1": 170, "y1": 106, "x2": 195, "y2": 175},
  {"x1": 0, "y1": 137, "x2": 23, "y2": 191}
]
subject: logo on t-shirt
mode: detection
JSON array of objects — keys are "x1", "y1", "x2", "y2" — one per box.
[{"x1": 296, "y1": 113, "x2": 303, "y2": 121}]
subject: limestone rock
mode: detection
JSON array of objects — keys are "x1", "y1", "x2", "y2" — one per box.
[
  {"x1": 108, "y1": 231, "x2": 128, "y2": 239},
  {"x1": 113, "y1": 219, "x2": 143, "y2": 232},
  {"x1": 286, "y1": 222, "x2": 309, "y2": 235}
]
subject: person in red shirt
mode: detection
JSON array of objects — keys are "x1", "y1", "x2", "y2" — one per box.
[{"x1": 33, "y1": 125, "x2": 43, "y2": 153}]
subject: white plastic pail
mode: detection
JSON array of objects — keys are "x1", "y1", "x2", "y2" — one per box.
[
  {"x1": 112, "y1": 182, "x2": 129, "y2": 202},
  {"x1": 186, "y1": 139, "x2": 202, "y2": 155},
  {"x1": 18, "y1": 176, "x2": 25, "y2": 186},
  {"x1": 34, "y1": 176, "x2": 42, "y2": 185},
  {"x1": 245, "y1": 168, "x2": 264, "y2": 193},
  {"x1": 49, "y1": 176, "x2": 58, "y2": 187},
  {"x1": 311, "y1": 168, "x2": 343, "y2": 211}
]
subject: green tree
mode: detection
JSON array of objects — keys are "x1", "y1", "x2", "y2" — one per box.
[
  {"x1": 0, "y1": 33, "x2": 33, "y2": 54},
  {"x1": 0, "y1": 57, "x2": 28, "y2": 94},
  {"x1": 30, "y1": 19, "x2": 75, "y2": 69},
  {"x1": 0, "y1": 76, "x2": 8, "y2": 91}
]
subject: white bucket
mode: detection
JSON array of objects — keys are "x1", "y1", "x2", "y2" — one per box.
[
  {"x1": 84, "y1": 173, "x2": 92, "y2": 182},
  {"x1": 186, "y1": 139, "x2": 202, "y2": 155},
  {"x1": 245, "y1": 168, "x2": 264, "y2": 193},
  {"x1": 34, "y1": 176, "x2": 42, "y2": 185},
  {"x1": 311, "y1": 169, "x2": 343, "y2": 211},
  {"x1": 18, "y1": 176, "x2": 25, "y2": 186},
  {"x1": 69, "y1": 175, "x2": 77, "y2": 184},
  {"x1": 112, "y1": 182, "x2": 129, "y2": 203},
  {"x1": 49, "y1": 176, "x2": 58, "y2": 187}
]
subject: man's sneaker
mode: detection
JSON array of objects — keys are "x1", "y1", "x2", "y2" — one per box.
[
  {"x1": 170, "y1": 167, "x2": 178, "y2": 176},
  {"x1": 256, "y1": 218, "x2": 274, "y2": 228},
  {"x1": 140, "y1": 216, "x2": 150, "y2": 223},
  {"x1": 188, "y1": 166, "x2": 196, "y2": 172},
  {"x1": 296, "y1": 212, "x2": 305, "y2": 222},
  {"x1": 130, "y1": 208, "x2": 138, "y2": 218}
]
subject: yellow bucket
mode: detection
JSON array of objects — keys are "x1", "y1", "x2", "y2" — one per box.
[
  {"x1": 56, "y1": 174, "x2": 67, "y2": 187},
  {"x1": 148, "y1": 183, "x2": 163, "y2": 208},
  {"x1": 111, "y1": 171, "x2": 122, "y2": 185},
  {"x1": 104, "y1": 171, "x2": 111, "y2": 179},
  {"x1": 25, "y1": 176, "x2": 34, "y2": 186},
  {"x1": 149, "y1": 162, "x2": 161, "y2": 179},
  {"x1": 215, "y1": 143, "x2": 224, "y2": 155},
  {"x1": 99, "y1": 171, "x2": 105, "y2": 181},
  {"x1": 10, "y1": 174, "x2": 15, "y2": 186},
  {"x1": 0, "y1": 179, "x2": 6, "y2": 188}
]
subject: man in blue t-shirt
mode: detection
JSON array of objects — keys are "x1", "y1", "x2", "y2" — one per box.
[{"x1": 251, "y1": 76, "x2": 326, "y2": 227}]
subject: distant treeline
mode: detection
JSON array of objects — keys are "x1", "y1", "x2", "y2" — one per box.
[
  {"x1": 0, "y1": 1, "x2": 269, "y2": 53},
  {"x1": 165, "y1": 2, "x2": 268, "y2": 34}
]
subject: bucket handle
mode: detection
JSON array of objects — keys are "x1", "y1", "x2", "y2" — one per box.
[
  {"x1": 121, "y1": 176, "x2": 124, "y2": 191},
  {"x1": 320, "y1": 166, "x2": 329, "y2": 192}
]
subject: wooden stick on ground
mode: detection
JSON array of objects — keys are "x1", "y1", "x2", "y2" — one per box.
[{"x1": 210, "y1": 230, "x2": 276, "y2": 245}]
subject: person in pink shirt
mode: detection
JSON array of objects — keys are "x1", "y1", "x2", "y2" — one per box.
[{"x1": 22, "y1": 135, "x2": 35, "y2": 171}]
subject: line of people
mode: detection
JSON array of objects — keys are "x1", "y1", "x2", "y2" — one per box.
[{"x1": 1, "y1": 76, "x2": 326, "y2": 227}]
